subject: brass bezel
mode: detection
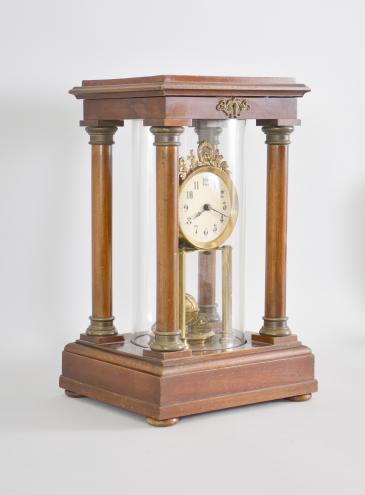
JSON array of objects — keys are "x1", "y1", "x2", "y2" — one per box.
[{"x1": 179, "y1": 165, "x2": 238, "y2": 250}]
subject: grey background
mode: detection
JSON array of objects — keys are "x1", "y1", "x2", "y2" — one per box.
[{"x1": 1, "y1": 0, "x2": 364, "y2": 493}]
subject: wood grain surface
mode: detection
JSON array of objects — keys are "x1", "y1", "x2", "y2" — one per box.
[
  {"x1": 156, "y1": 145, "x2": 179, "y2": 333},
  {"x1": 91, "y1": 144, "x2": 113, "y2": 318},
  {"x1": 70, "y1": 74, "x2": 310, "y2": 99},
  {"x1": 60, "y1": 334, "x2": 317, "y2": 421},
  {"x1": 265, "y1": 145, "x2": 289, "y2": 319}
]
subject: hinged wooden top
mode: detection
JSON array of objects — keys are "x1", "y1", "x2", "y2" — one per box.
[{"x1": 70, "y1": 75, "x2": 310, "y2": 100}]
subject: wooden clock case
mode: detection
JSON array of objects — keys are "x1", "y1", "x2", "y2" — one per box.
[{"x1": 59, "y1": 75, "x2": 317, "y2": 426}]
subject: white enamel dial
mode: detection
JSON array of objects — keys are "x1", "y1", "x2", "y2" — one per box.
[{"x1": 178, "y1": 167, "x2": 238, "y2": 249}]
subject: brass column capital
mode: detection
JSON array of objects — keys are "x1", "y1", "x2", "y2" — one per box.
[
  {"x1": 150, "y1": 126, "x2": 184, "y2": 146},
  {"x1": 262, "y1": 126, "x2": 294, "y2": 145},
  {"x1": 86, "y1": 126, "x2": 117, "y2": 145}
]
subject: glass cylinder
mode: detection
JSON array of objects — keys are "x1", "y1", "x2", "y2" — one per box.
[
  {"x1": 130, "y1": 120, "x2": 156, "y2": 341},
  {"x1": 179, "y1": 120, "x2": 246, "y2": 351},
  {"x1": 131, "y1": 119, "x2": 246, "y2": 351}
]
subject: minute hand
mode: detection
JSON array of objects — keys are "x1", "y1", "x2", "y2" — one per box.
[{"x1": 207, "y1": 205, "x2": 229, "y2": 218}]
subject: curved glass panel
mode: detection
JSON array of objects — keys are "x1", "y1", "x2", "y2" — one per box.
[{"x1": 130, "y1": 120, "x2": 246, "y2": 352}]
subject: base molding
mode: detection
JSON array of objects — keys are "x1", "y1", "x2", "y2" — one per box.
[
  {"x1": 79, "y1": 333, "x2": 124, "y2": 344},
  {"x1": 60, "y1": 333, "x2": 317, "y2": 421}
]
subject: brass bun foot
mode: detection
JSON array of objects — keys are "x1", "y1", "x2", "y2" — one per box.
[
  {"x1": 65, "y1": 390, "x2": 85, "y2": 398},
  {"x1": 287, "y1": 393, "x2": 312, "y2": 402},
  {"x1": 146, "y1": 417, "x2": 179, "y2": 427}
]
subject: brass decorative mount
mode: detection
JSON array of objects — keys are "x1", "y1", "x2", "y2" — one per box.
[
  {"x1": 216, "y1": 97, "x2": 250, "y2": 118},
  {"x1": 179, "y1": 141, "x2": 230, "y2": 181}
]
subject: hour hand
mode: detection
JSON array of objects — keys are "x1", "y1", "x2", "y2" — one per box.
[{"x1": 193, "y1": 206, "x2": 205, "y2": 219}]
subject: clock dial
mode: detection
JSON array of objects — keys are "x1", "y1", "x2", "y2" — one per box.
[{"x1": 179, "y1": 166, "x2": 238, "y2": 249}]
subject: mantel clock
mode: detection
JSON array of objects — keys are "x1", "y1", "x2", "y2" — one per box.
[{"x1": 60, "y1": 75, "x2": 317, "y2": 426}]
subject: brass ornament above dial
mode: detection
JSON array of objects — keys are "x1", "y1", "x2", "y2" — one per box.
[{"x1": 178, "y1": 142, "x2": 238, "y2": 249}]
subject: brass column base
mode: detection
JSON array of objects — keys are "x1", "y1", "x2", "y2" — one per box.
[
  {"x1": 198, "y1": 303, "x2": 220, "y2": 323},
  {"x1": 86, "y1": 316, "x2": 117, "y2": 336},
  {"x1": 150, "y1": 330, "x2": 186, "y2": 352},
  {"x1": 146, "y1": 417, "x2": 179, "y2": 427},
  {"x1": 260, "y1": 317, "x2": 291, "y2": 337},
  {"x1": 287, "y1": 393, "x2": 312, "y2": 402}
]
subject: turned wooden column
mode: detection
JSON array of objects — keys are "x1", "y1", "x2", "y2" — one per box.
[
  {"x1": 194, "y1": 121, "x2": 221, "y2": 325},
  {"x1": 150, "y1": 126, "x2": 185, "y2": 351},
  {"x1": 260, "y1": 126, "x2": 294, "y2": 337},
  {"x1": 85, "y1": 126, "x2": 117, "y2": 336}
]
